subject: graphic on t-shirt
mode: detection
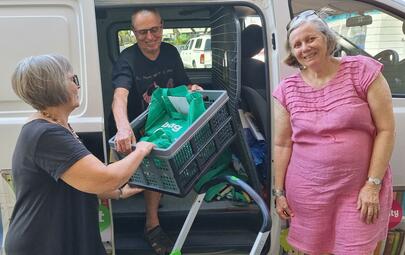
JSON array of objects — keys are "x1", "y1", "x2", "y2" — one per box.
[
  {"x1": 143, "y1": 82, "x2": 159, "y2": 104},
  {"x1": 166, "y1": 78, "x2": 174, "y2": 88}
]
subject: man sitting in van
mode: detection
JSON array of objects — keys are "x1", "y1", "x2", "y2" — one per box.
[{"x1": 110, "y1": 7, "x2": 201, "y2": 255}]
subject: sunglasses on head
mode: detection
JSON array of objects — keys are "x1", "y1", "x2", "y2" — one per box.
[{"x1": 287, "y1": 10, "x2": 318, "y2": 31}]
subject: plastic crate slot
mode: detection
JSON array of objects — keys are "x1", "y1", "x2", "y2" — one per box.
[
  {"x1": 161, "y1": 175, "x2": 178, "y2": 190},
  {"x1": 152, "y1": 158, "x2": 169, "y2": 172},
  {"x1": 178, "y1": 161, "x2": 199, "y2": 188},
  {"x1": 170, "y1": 142, "x2": 193, "y2": 172},
  {"x1": 131, "y1": 170, "x2": 146, "y2": 184},
  {"x1": 209, "y1": 105, "x2": 230, "y2": 132},
  {"x1": 196, "y1": 140, "x2": 217, "y2": 169},
  {"x1": 145, "y1": 172, "x2": 159, "y2": 187},
  {"x1": 191, "y1": 123, "x2": 213, "y2": 152},
  {"x1": 214, "y1": 118, "x2": 234, "y2": 147},
  {"x1": 141, "y1": 158, "x2": 151, "y2": 168}
]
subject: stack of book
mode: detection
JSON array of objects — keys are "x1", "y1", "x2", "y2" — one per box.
[
  {"x1": 380, "y1": 229, "x2": 405, "y2": 255},
  {"x1": 377, "y1": 191, "x2": 405, "y2": 255}
]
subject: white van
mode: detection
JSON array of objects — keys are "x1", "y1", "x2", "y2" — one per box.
[
  {"x1": 180, "y1": 34, "x2": 212, "y2": 68},
  {"x1": 0, "y1": 1, "x2": 404, "y2": 254}
]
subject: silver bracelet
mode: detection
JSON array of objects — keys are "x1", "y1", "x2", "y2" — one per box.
[{"x1": 272, "y1": 189, "x2": 285, "y2": 197}]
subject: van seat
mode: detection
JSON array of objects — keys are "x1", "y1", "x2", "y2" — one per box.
[{"x1": 241, "y1": 24, "x2": 267, "y2": 139}]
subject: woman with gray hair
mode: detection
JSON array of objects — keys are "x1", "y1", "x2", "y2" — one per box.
[
  {"x1": 5, "y1": 54, "x2": 154, "y2": 255},
  {"x1": 272, "y1": 10, "x2": 394, "y2": 254}
]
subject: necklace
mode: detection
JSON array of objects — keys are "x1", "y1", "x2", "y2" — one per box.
[{"x1": 40, "y1": 111, "x2": 80, "y2": 140}]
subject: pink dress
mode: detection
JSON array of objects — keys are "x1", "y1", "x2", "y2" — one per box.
[{"x1": 273, "y1": 55, "x2": 393, "y2": 255}]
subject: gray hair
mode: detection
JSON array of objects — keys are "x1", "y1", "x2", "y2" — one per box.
[
  {"x1": 12, "y1": 54, "x2": 73, "y2": 110},
  {"x1": 131, "y1": 8, "x2": 162, "y2": 29},
  {"x1": 284, "y1": 10, "x2": 337, "y2": 68}
]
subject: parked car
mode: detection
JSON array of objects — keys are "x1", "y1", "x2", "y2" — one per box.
[{"x1": 180, "y1": 34, "x2": 212, "y2": 68}]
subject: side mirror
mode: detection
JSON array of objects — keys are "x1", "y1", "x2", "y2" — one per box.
[{"x1": 346, "y1": 15, "x2": 372, "y2": 27}]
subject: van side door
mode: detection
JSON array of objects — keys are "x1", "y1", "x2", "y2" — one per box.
[{"x1": 0, "y1": 0, "x2": 105, "y2": 247}]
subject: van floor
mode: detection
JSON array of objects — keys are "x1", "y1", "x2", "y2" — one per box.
[{"x1": 111, "y1": 190, "x2": 263, "y2": 254}]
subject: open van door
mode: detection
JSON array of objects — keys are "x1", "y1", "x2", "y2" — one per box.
[
  {"x1": 0, "y1": 0, "x2": 109, "y2": 252},
  {"x1": 271, "y1": 0, "x2": 405, "y2": 254}
]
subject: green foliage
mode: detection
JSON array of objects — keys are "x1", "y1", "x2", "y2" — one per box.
[
  {"x1": 118, "y1": 30, "x2": 136, "y2": 46},
  {"x1": 175, "y1": 34, "x2": 192, "y2": 45}
]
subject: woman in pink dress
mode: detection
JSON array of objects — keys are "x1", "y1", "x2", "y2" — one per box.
[{"x1": 272, "y1": 10, "x2": 395, "y2": 255}]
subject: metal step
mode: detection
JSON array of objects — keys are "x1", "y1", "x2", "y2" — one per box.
[{"x1": 112, "y1": 191, "x2": 263, "y2": 254}]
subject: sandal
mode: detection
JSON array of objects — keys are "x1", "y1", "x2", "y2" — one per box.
[{"x1": 144, "y1": 225, "x2": 173, "y2": 255}]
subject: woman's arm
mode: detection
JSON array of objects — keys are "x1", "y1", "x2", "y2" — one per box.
[
  {"x1": 273, "y1": 101, "x2": 294, "y2": 219},
  {"x1": 60, "y1": 141, "x2": 154, "y2": 196},
  {"x1": 366, "y1": 73, "x2": 395, "y2": 181},
  {"x1": 357, "y1": 73, "x2": 395, "y2": 224},
  {"x1": 274, "y1": 101, "x2": 293, "y2": 191}
]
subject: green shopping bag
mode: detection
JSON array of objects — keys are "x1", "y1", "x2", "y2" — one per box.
[
  {"x1": 140, "y1": 85, "x2": 206, "y2": 148},
  {"x1": 194, "y1": 150, "x2": 249, "y2": 202}
]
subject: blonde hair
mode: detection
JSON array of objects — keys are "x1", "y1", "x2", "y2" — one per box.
[{"x1": 12, "y1": 54, "x2": 73, "y2": 110}]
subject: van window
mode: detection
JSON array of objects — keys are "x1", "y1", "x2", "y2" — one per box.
[
  {"x1": 117, "y1": 27, "x2": 212, "y2": 69},
  {"x1": 325, "y1": 11, "x2": 405, "y2": 59},
  {"x1": 188, "y1": 39, "x2": 195, "y2": 50},
  {"x1": 204, "y1": 39, "x2": 211, "y2": 50},
  {"x1": 291, "y1": 0, "x2": 405, "y2": 95},
  {"x1": 195, "y1": 38, "x2": 203, "y2": 49}
]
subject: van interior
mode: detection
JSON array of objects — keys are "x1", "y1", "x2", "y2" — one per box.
[{"x1": 94, "y1": 3, "x2": 270, "y2": 254}]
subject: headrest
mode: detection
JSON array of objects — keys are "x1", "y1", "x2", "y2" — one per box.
[{"x1": 241, "y1": 24, "x2": 263, "y2": 58}]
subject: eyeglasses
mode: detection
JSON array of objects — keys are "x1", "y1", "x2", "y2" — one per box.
[
  {"x1": 72, "y1": 74, "x2": 80, "y2": 88},
  {"x1": 133, "y1": 25, "x2": 162, "y2": 39},
  {"x1": 287, "y1": 10, "x2": 318, "y2": 31}
]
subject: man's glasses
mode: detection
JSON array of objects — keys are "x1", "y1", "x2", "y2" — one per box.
[
  {"x1": 133, "y1": 25, "x2": 163, "y2": 39},
  {"x1": 287, "y1": 10, "x2": 318, "y2": 31},
  {"x1": 72, "y1": 74, "x2": 80, "y2": 88}
]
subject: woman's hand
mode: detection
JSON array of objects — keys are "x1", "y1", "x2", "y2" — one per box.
[
  {"x1": 275, "y1": 195, "x2": 294, "y2": 220},
  {"x1": 98, "y1": 183, "x2": 144, "y2": 200},
  {"x1": 135, "y1": 141, "x2": 155, "y2": 157},
  {"x1": 119, "y1": 183, "x2": 144, "y2": 199},
  {"x1": 357, "y1": 182, "x2": 381, "y2": 224}
]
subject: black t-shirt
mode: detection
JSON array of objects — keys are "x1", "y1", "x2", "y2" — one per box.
[
  {"x1": 5, "y1": 119, "x2": 106, "y2": 255},
  {"x1": 110, "y1": 42, "x2": 190, "y2": 135}
]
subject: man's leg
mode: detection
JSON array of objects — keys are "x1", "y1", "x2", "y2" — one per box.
[
  {"x1": 144, "y1": 190, "x2": 161, "y2": 230},
  {"x1": 144, "y1": 190, "x2": 172, "y2": 255}
]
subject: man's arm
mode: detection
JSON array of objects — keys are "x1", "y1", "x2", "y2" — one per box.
[{"x1": 112, "y1": 87, "x2": 136, "y2": 154}]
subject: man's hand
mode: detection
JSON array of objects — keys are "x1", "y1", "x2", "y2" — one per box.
[
  {"x1": 115, "y1": 125, "x2": 136, "y2": 154},
  {"x1": 188, "y1": 84, "x2": 203, "y2": 91}
]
